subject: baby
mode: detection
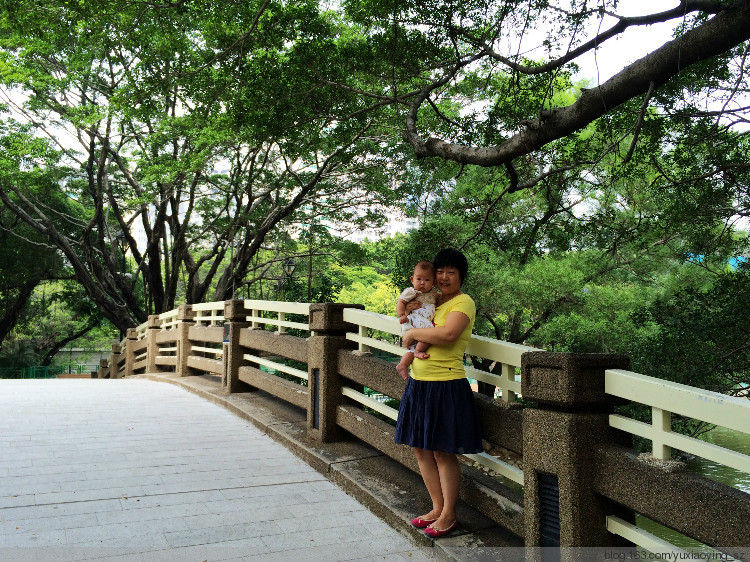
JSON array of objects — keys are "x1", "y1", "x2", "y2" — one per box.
[{"x1": 396, "y1": 260, "x2": 439, "y2": 380}]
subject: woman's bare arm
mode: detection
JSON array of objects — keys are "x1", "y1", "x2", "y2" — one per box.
[{"x1": 402, "y1": 311, "x2": 470, "y2": 348}]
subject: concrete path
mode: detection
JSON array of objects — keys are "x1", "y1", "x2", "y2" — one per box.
[{"x1": 0, "y1": 379, "x2": 435, "y2": 562}]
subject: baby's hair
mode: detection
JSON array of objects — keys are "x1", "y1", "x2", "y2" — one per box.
[{"x1": 414, "y1": 260, "x2": 435, "y2": 276}]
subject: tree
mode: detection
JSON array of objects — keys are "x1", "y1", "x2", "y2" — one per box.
[
  {"x1": 2, "y1": 280, "x2": 112, "y2": 367},
  {"x1": 0, "y1": 0, "x2": 404, "y2": 332},
  {"x1": 631, "y1": 266, "x2": 750, "y2": 398},
  {"x1": 334, "y1": 1, "x2": 750, "y2": 165},
  {"x1": 324, "y1": 1, "x2": 750, "y2": 262},
  {"x1": 0, "y1": 206, "x2": 57, "y2": 345},
  {"x1": 390, "y1": 116, "x2": 741, "y2": 349},
  {"x1": 0, "y1": 117, "x2": 73, "y2": 346},
  {"x1": 336, "y1": 279, "x2": 399, "y2": 316},
  {"x1": 3, "y1": 0, "x2": 748, "y2": 345},
  {"x1": 600, "y1": 264, "x2": 750, "y2": 439}
]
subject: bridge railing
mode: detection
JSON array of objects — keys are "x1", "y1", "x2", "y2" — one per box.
[
  {"x1": 192, "y1": 301, "x2": 225, "y2": 326},
  {"x1": 243, "y1": 299, "x2": 310, "y2": 333},
  {"x1": 223, "y1": 299, "x2": 313, "y2": 405},
  {"x1": 600, "y1": 368, "x2": 750, "y2": 556},
  {"x1": 606, "y1": 369, "x2": 750, "y2": 473},
  {"x1": 158, "y1": 309, "x2": 180, "y2": 331},
  {"x1": 340, "y1": 306, "x2": 538, "y2": 487},
  {"x1": 96, "y1": 300, "x2": 749, "y2": 554}
]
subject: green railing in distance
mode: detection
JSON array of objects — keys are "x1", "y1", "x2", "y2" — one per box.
[{"x1": 0, "y1": 364, "x2": 98, "y2": 379}]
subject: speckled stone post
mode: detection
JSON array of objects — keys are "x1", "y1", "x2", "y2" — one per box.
[
  {"x1": 107, "y1": 343, "x2": 120, "y2": 379},
  {"x1": 175, "y1": 305, "x2": 194, "y2": 377},
  {"x1": 223, "y1": 300, "x2": 251, "y2": 393},
  {"x1": 109, "y1": 343, "x2": 123, "y2": 379},
  {"x1": 521, "y1": 352, "x2": 632, "y2": 547},
  {"x1": 145, "y1": 315, "x2": 161, "y2": 374},
  {"x1": 123, "y1": 328, "x2": 137, "y2": 378},
  {"x1": 97, "y1": 358, "x2": 109, "y2": 379},
  {"x1": 307, "y1": 303, "x2": 363, "y2": 442}
]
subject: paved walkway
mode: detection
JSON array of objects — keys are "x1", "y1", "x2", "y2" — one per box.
[{"x1": 0, "y1": 379, "x2": 435, "y2": 562}]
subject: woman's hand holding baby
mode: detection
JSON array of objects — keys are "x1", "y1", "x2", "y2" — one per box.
[{"x1": 402, "y1": 329, "x2": 416, "y2": 349}]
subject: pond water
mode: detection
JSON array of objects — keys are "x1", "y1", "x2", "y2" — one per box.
[
  {"x1": 685, "y1": 425, "x2": 750, "y2": 493},
  {"x1": 636, "y1": 425, "x2": 750, "y2": 551}
]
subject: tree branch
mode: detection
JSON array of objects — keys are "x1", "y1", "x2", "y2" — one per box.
[
  {"x1": 404, "y1": 1, "x2": 750, "y2": 167},
  {"x1": 462, "y1": 1, "x2": 724, "y2": 76}
]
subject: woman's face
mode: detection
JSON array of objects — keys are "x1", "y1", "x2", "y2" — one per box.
[{"x1": 436, "y1": 266, "x2": 461, "y2": 297}]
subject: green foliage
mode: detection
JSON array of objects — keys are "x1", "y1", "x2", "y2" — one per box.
[
  {"x1": 392, "y1": 216, "x2": 474, "y2": 291},
  {"x1": 0, "y1": 116, "x2": 98, "y2": 351},
  {"x1": 606, "y1": 266, "x2": 750, "y2": 440},
  {"x1": 335, "y1": 276, "x2": 399, "y2": 316},
  {"x1": 0, "y1": 339, "x2": 38, "y2": 369},
  {"x1": 631, "y1": 267, "x2": 750, "y2": 396},
  {"x1": 0, "y1": 0, "x2": 423, "y2": 330},
  {"x1": 529, "y1": 282, "x2": 659, "y2": 354},
  {"x1": 0, "y1": 0, "x2": 747, "y2": 413},
  {"x1": 0, "y1": 280, "x2": 116, "y2": 367}
]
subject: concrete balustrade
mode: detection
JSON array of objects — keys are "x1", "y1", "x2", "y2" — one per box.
[
  {"x1": 98, "y1": 358, "x2": 109, "y2": 379},
  {"x1": 96, "y1": 300, "x2": 750, "y2": 555},
  {"x1": 520, "y1": 352, "x2": 634, "y2": 548}
]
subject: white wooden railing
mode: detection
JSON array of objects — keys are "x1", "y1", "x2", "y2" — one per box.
[
  {"x1": 341, "y1": 307, "x2": 539, "y2": 486},
  {"x1": 343, "y1": 308, "x2": 403, "y2": 355},
  {"x1": 465, "y1": 336, "x2": 538, "y2": 405},
  {"x1": 135, "y1": 321, "x2": 148, "y2": 341},
  {"x1": 158, "y1": 309, "x2": 179, "y2": 331},
  {"x1": 605, "y1": 368, "x2": 750, "y2": 553},
  {"x1": 606, "y1": 369, "x2": 750, "y2": 473},
  {"x1": 241, "y1": 300, "x2": 312, "y2": 382},
  {"x1": 132, "y1": 320, "x2": 148, "y2": 364},
  {"x1": 156, "y1": 309, "x2": 180, "y2": 358},
  {"x1": 606, "y1": 516, "x2": 688, "y2": 557},
  {"x1": 192, "y1": 302, "x2": 225, "y2": 326},
  {"x1": 243, "y1": 300, "x2": 311, "y2": 333}
]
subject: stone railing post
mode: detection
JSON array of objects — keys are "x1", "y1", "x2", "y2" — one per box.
[
  {"x1": 109, "y1": 343, "x2": 123, "y2": 379},
  {"x1": 98, "y1": 358, "x2": 110, "y2": 379},
  {"x1": 106, "y1": 344, "x2": 118, "y2": 379},
  {"x1": 175, "y1": 305, "x2": 194, "y2": 377},
  {"x1": 123, "y1": 328, "x2": 137, "y2": 378},
  {"x1": 145, "y1": 315, "x2": 161, "y2": 374},
  {"x1": 307, "y1": 303, "x2": 364, "y2": 443},
  {"x1": 223, "y1": 300, "x2": 251, "y2": 393},
  {"x1": 520, "y1": 352, "x2": 633, "y2": 548}
]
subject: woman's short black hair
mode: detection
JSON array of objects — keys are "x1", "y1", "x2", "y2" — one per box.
[{"x1": 433, "y1": 248, "x2": 468, "y2": 285}]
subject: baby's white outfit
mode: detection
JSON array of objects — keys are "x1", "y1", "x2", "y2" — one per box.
[{"x1": 398, "y1": 287, "x2": 439, "y2": 353}]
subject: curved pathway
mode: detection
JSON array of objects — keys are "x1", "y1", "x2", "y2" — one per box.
[{"x1": 0, "y1": 379, "x2": 434, "y2": 561}]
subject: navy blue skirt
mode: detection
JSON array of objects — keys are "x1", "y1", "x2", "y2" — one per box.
[{"x1": 394, "y1": 377, "x2": 483, "y2": 454}]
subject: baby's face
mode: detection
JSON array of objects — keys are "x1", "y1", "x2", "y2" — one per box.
[{"x1": 411, "y1": 268, "x2": 435, "y2": 293}]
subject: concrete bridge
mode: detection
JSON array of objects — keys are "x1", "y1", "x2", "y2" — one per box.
[
  {"x1": 4, "y1": 299, "x2": 749, "y2": 560},
  {"x1": 0, "y1": 377, "x2": 438, "y2": 561}
]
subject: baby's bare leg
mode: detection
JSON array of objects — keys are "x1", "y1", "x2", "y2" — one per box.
[
  {"x1": 413, "y1": 341, "x2": 430, "y2": 360},
  {"x1": 396, "y1": 352, "x2": 414, "y2": 380}
]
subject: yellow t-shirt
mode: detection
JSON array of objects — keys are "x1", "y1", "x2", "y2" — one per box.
[{"x1": 410, "y1": 293, "x2": 476, "y2": 382}]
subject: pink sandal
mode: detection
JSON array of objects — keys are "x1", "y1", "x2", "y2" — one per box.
[
  {"x1": 424, "y1": 520, "x2": 459, "y2": 538},
  {"x1": 411, "y1": 517, "x2": 437, "y2": 528}
]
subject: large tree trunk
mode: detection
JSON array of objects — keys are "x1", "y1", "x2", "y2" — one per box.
[
  {"x1": 0, "y1": 276, "x2": 42, "y2": 347},
  {"x1": 41, "y1": 318, "x2": 101, "y2": 366}
]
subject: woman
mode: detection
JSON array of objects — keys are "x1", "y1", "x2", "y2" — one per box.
[{"x1": 394, "y1": 248, "x2": 483, "y2": 538}]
